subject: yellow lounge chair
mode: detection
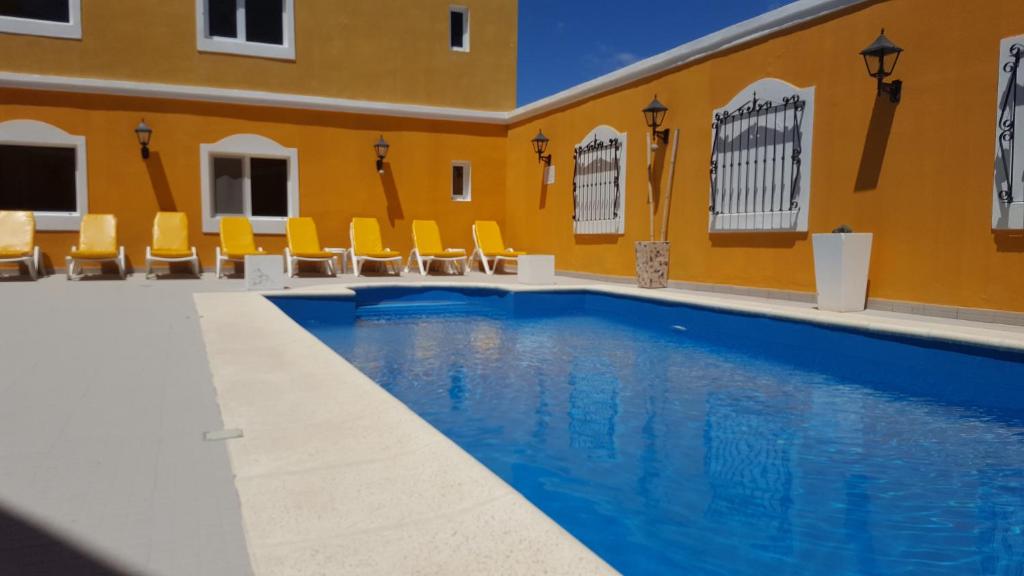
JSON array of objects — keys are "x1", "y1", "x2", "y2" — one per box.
[
  {"x1": 349, "y1": 217, "x2": 402, "y2": 276},
  {"x1": 66, "y1": 214, "x2": 125, "y2": 280},
  {"x1": 407, "y1": 219, "x2": 467, "y2": 275},
  {"x1": 216, "y1": 216, "x2": 265, "y2": 278},
  {"x1": 145, "y1": 212, "x2": 199, "y2": 278},
  {"x1": 285, "y1": 217, "x2": 340, "y2": 277},
  {"x1": 471, "y1": 220, "x2": 525, "y2": 275},
  {"x1": 0, "y1": 211, "x2": 42, "y2": 280}
]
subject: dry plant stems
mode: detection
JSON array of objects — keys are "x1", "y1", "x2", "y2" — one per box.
[
  {"x1": 659, "y1": 128, "x2": 680, "y2": 242},
  {"x1": 645, "y1": 131, "x2": 655, "y2": 241}
]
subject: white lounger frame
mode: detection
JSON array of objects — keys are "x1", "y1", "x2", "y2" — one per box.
[
  {"x1": 0, "y1": 246, "x2": 42, "y2": 280},
  {"x1": 349, "y1": 223, "x2": 402, "y2": 276},
  {"x1": 145, "y1": 246, "x2": 200, "y2": 278},
  {"x1": 284, "y1": 248, "x2": 339, "y2": 277},
  {"x1": 66, "y1": 246, "x2": 126, "y2": 280},
  {"x1": 215, "y1": 246, "x2": 264, "y2": 279},
  {"x1": 405, "y1": 248, "x2": 467, "y2": 276},
  {"x1": 470, "y1": 224, "x2": 520, "y2": 275}
]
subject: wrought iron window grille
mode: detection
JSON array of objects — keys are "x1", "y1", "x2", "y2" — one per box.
[
  {"x1": 572, "y1": 135, "x2": 622, "y2": 224},
  {"x1": 998, "y1": 43, "x2": 1022, "y2": 205},
  {"x1": 709, "y1": 92, "x2": 806, "y2": 219}
]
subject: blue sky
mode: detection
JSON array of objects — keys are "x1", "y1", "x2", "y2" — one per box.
[{"x1": 517, "y1": 0, "x2": 791, "y2": 105}]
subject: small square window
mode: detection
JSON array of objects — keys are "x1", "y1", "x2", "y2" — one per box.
[
  {"x1": 452, "y1": 162, "x2": 471, "y2": 201},
  {"x1": 449, "y1": 6, "x2": 468, "y2": 52},
  {"x1": 197, "y1": 0, "x2": 294, "y2": 60},
  {"x1": 0, "y1": 0, "x2": 80, "y2": 38}
]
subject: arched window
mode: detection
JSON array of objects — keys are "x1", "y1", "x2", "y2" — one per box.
[
  {"x1": 572, "y1": 125, "x2": 628, "y2": 235},
  {"x1": 0, "y1": 119, "x2": 88, "y2": 231},
  {"x1": 199, "y1": 134, "x2": 299, "y2": 234},
  {"x1": 709, "y1": 78, "x2": 815, "y2": 232},
  {"x1": 993, "y1": 35, "x2": 1023, "y2": 230}
]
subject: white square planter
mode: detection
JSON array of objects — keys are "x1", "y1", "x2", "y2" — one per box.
[
  {"x1": 812, "y1": 233, "x2": 872, "y2": 312},
  {"x1": 517, "y1": 254, "x2": 555, "y2": 285}
]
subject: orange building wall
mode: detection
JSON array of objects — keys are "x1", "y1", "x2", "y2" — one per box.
[
  {"x1": 0, "y1": 0, "x2": 517, "y2": 110},
  {"x1": 0, "y1": 89, "x2": 508, "y2": 273},
  {"x1": 505, "y1": 0, "x2": 1024, "y2": 312}
]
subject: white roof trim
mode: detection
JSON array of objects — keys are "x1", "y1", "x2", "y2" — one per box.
[{"x1": 0, "y1": 0, "x2": 869, "y2": 125}]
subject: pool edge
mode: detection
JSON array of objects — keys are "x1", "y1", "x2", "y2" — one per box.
[{"x1": 192, "y1": 289, "x2": 619, "y2": 576}]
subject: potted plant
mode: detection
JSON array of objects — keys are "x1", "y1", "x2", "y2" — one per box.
[{"x1": 811, "y1": 225, "x2": 873, "y2": 312}]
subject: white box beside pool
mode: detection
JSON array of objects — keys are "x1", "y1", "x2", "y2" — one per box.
[
  {"x1": 517, "y1": 254, "x2": 555, "y2": 285},
  {"x1": 244, "y1": 255, "x2": 287, "y2": 291}
]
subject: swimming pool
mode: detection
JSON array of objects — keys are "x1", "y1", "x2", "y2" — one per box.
[{"x1": 271, "y1": 287, "x2": 1024, "y2": 575}]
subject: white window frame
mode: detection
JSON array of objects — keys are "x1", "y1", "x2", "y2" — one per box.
[
  {"x1": 449, "y1": 5, "x2": 469, "y2": 52},
  {"x1": 993, "y1": 34, "x2": 1024, "y2": 230},
  {"x1": 199, "y1": 134, "x2": 299, "y2": 235},
  {"x1": 708, "y1": 77, "x2": 815, "y2": 233},
  {"x1": 572, "y1": 124, "x2": 628, "y2": 235},
  {"x1": 451, "y1": 161, "x2": 472, "y2": 201},
  {"x1": 0, "y1": 119, "x2": 88, "y2": 231},
  {"x1": 195, "y1": 0, "x2": 295, "y2": 61},
  {"x1": 0, "y1": 0, "x2": 81, "y2": 39}
]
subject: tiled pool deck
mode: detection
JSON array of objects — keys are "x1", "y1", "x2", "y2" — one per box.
[{"x1": 2, "y1": 271, "x2": 1024, "y2": 575}]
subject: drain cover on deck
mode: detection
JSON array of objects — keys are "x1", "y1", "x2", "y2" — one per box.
[{"x1": 203, "y1": 428, "x2": 244, "y2": 441}]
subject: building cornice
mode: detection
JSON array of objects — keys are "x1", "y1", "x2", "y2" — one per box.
[{"x1": 0, "y1": 0, "x2": 871, "y2": 125}]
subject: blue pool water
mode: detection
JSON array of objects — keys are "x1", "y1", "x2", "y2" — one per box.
[{"x1": 271, "y1": 288, "x2": 1024, "y2": 575}]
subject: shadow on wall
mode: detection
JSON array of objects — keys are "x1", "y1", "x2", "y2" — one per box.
[
  {"x1": 710, "y1": 232, "x2": 805, "y2": 249},
  {"x1": 0, "y1": 505, "x2": 135, "y2": 575},
  {"x1": 146, "y1": 151, "x2": 177, "y2": 211},
  {"x1": 538, "y1": 165, "x2": 548, "y2": 209},
  {"x1": 993, "y1": 231, "x2": 1024, "y2": 253},
  {"x1": 854, "y1": 96, "x2": 897, "y2": 192},
  {"x1": 379, "y1": 162, "x2": 403, "y2": 226}
]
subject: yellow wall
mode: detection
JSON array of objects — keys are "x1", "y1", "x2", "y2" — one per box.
[
  {"x1": 0, "y1": 0, "x2": 517, "y2": 110},
  {"x1": 505, "y1": 0, "x2": 1024, "y2": 312},
  {"x1": 0, "y1": 89, "x2": 507, "y2": 272}
]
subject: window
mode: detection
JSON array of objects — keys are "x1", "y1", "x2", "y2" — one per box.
[
  {"x1": 449, "y1": 6, "x2": 468, "y2": 52},
  {"x1": 200, "y1": 134, "x2": 299, "y2": 234},
  {"x1": 993, "y1": 34, "x2": 1024, "y2": 230},
  {"x1": 572, "y1": 125, "x2": 628, "y2": 235},
  {"x1": 0, "y1": 0, "x2": 80, "y2": 39},
  {"x1": 0, "y1": 119, "x2": 87, "y2": 231},
  {"x1": 196, "y1": 0, "x2": 295, "y2": 60},
  {"x1": 708, "y1": 78, "x2": 815, "y2": 233},
  {"x1": 452, "y1": 161, "x2": 471, "y2": 201}
]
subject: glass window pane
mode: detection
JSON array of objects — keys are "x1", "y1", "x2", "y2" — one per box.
[
  {"x1": 450, "y1": 10, "x2": 464, "y2": 48},
  {"x1": 0, "y1": 145, "x2": 77, "y2": 212},
  {"x1": 250, "y1": 158, "x2": 288, "y2": 217},
  {"x1": 0, "y1": 0, "x2": 70, "y2": 23},
  {"x1": 208, "y1": 0, "x2": 237, "y2": 38},
  {"x1": 245, "y1": 0, "x2": 283, "y2": 45},
  {"x1": 212, "y1": 157, "x2": 244, "y2": 215},
  {"x1": 452, "y1": 165, "x2": 465, "y2": 198}
]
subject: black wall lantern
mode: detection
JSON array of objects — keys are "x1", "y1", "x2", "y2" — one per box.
[
  {"x1": 134, "y1": 119, "x2": 152, "y2": 159},
  {"x1": 373, "y1": 135, "x2": 389, "y2": 173},
  {"x1": 860, "y1": 28, "x2": 903, "y2": 103},
  {"x1": 530, "y1": 129, "x2": 551, "y2": 165},
  {"x1": 642, "y1": 95, "x2": 670, "y2": 148}
]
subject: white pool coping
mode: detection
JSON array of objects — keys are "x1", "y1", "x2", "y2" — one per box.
[
  {"x1": 194, "y1": 288, "x2": 618, "y2": 576},
  {"x1": 196, "y1": 278, "x2": 1024, "y2": 575}
]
